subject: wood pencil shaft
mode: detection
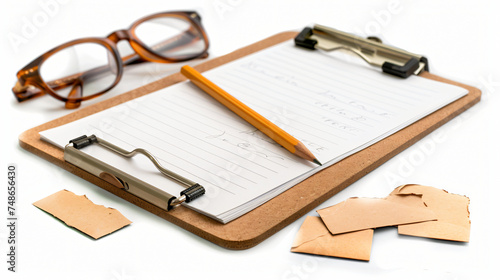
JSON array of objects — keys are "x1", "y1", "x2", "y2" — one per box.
[{"x1": 181, "y1": 65, "x2": 319, "y2": 164}]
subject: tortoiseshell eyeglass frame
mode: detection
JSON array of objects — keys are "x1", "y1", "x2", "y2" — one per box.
[{"x1": 12, "y1": 11, "x2": 209, "y2": 109}]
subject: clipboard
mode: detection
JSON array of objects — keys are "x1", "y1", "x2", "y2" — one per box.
[{"x1": 19, "y1": 30, "x2": 481, "y2": 249}]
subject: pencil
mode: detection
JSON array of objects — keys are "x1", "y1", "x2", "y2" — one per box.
[{"x1": 180, "y1": 65, "x2": 321, "y2": 166}]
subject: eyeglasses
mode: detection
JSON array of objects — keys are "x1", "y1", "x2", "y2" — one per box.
[{"x1": 12, "y1": 11, "x2": 209, "y2": 109}]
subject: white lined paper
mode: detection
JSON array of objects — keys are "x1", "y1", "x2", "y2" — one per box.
[{"x1": 41, "y1": 41, "x2": 467, "y2": 223}]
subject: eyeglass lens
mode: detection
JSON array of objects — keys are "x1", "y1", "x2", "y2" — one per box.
[
  {"x1": 40, "y1": 42, "x2": 119, "y2": 100},
  {"x1": 134, "y1": 16, "x2": 206, "y2": 60}
]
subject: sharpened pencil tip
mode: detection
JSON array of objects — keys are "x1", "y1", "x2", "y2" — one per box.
[{"x1": 313, "y1": 159, "x2": 322, "y2": 166}]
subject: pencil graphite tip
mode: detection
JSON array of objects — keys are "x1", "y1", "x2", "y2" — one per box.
[{"x1": 313, "y1": 159, "x2": 322, "y2": 166}]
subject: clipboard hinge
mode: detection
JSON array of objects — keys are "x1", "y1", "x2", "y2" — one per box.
[
  {"x1": 295, "y1": 25, "x2": 429, "y2": 78},
  {"x1": 64, "y1": 135, "x2": 205, "y2": 211}
]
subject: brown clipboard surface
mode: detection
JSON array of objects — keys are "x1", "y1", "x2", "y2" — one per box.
[{"x1": 19, "y1": 31, "x2": 481, "y2": 249}]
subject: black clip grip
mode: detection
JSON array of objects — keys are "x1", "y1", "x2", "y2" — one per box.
[
  {"x1": 382, "y1": 58, "x2": 420, "y2": 78},
  {"x1": 382, "y1": 56, "x2": 429, "y2": 78},
  {"x1": 69, "y1": 135, "x2": 97, "y2": 149},
  {"x1": 181, "y1": 184, "x2": 205, "y2": 203},
  {"x1": 294, "y1": 27, "x2": 317, "y2": 49}
]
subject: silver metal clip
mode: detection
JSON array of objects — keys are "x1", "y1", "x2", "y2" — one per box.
[
  {"x1": 64, "y1": 135, "x2": 205, "y2": 210},
  {"x1": 295, "y1": 24, "x2": 429, "y2": 78}
]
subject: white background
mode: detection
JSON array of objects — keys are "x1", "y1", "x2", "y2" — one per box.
[{"x1": 1, "y1": 0, "x2": 498, "y2": 279}]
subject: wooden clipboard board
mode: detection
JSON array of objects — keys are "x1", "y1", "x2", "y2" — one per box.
[{"x1": 19, "y1": 31, "x2": 481, "y2": 249}]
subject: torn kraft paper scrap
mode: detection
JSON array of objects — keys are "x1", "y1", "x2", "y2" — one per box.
[
  {"x1": 291, "y1": 216, "x2": 374, "y2": 261},
  {"x1": 33, "y1": 189, "x2": 132, "y2": 239}
]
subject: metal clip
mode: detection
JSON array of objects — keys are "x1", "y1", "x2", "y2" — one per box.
[
  {"x1": 64, "y1": 135, "x2": 205, "y2": 210},
  {"x1": 295, "y1": 24, "x2": 429, "y2": 78}
]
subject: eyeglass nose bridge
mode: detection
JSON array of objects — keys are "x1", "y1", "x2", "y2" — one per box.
[
  {"x1": 107, "y1": 29, "x2": 132, "y2": 42},
  {"x1": 106, "y1": 29, "x2": 167, "y2": 64}
]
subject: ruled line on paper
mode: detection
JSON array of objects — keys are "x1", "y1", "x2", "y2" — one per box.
[
  {"x1": 134, "y1": 104, "x2": 288, "y2": 171},
  {"x1": 165, "y1": 96, "x2": 247, "y2": 132},
  {"x1": 147, "y1": 98, "x2": 292, "y2": 169}
]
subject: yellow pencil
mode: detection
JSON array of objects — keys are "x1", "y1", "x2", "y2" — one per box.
[{"x1": 181, "y1": 65, "x2": 321, "y2": 166}]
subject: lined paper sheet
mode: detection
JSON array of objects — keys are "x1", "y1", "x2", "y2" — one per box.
[{"x1": 41, "y1": 41, "x2": 467, "y2": 223}]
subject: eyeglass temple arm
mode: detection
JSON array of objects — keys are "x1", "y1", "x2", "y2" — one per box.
[
  {"x1": 12, "y1": 81, "x2": 44, "y2": 101},
  {"x1": 13, "y1": 29, "x2": 205, "y2": 100}
]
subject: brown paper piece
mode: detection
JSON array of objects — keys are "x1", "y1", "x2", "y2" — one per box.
[
  {"x1": 33, "y1": 190, "x2": 132, "y2": 239},
  {"x1": 317, "y1": 195, "x2": 437, "y2": 235},
  {"x1": 291, "y1": 216, "x2": 373, "y2": 261},
  {"x1": 390, "y1": 184, "x2": 471, "y2": 242}
]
